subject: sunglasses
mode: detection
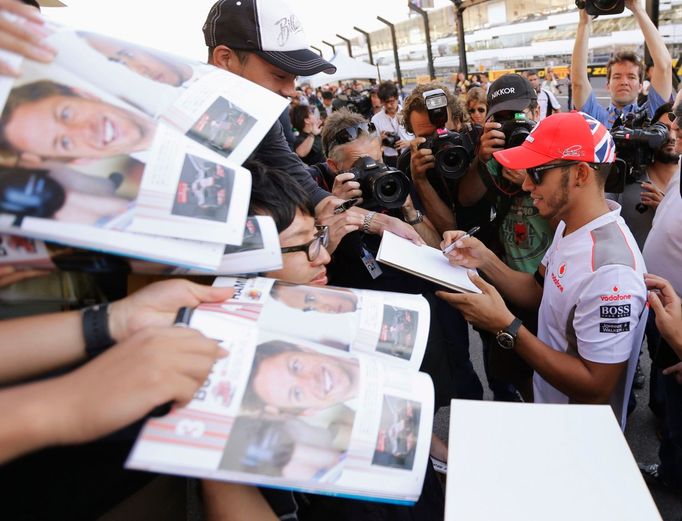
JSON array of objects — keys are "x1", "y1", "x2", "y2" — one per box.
[
  {"x1": 280, "y1": 225, "x2": 329, "y2": 262},
  {"x1": 667, "y1": 111, "x2": 678, "y2": 123},
  {"x1": 469, "y1": 107, "x2": 486, "y2": 114},
  {"x1": 325, "y1": 122, "x2": 376, "y2": 155},
  {"x1": 526, "y1": 161, "x2": 599, "y2": 185}
]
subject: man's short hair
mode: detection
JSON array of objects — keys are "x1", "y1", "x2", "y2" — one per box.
[
  {"x1": 0, "y1": 81, "x2": 79, "y2": 162},
  {"x1": 245, "y1": 160, "x2": 314, "y2": 233},
  {"x1": 401, "y1": 82, "x2": 463, "y2": 134},
  {"x1": 240, "y1": 340, "x2": 304, "y2": 412},
  {"x1": 207, "y1": 46, "x2": 251, "y2": 65},
  {"x1": 607, "y1": 51, "x2": 645, "y2": 83},
  {"x1": 321, "y1": 107, "x2": 378, "y2": 162},
  {"x1": 322, "y1": 91, "x2": 333, "y2": 101},
  {"x1": 377, "y1": 81, "x2": 399, "y2": 102},
  {"x1": 526, "y1": 69, "x2": 538, "y2": 77}
]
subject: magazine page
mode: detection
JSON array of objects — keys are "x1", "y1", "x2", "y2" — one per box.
[
  {"x1": 205, "y1": 277, "x2": 430, "y2": 370},
  {"x1": 0, "y1": 216, "x2": 282, "y2": 275},
  {"x1": 126, "y1": 323, "x2": 434, "y2": 504},
  {"x1": 0, "y1": 18, "x2": 286, "y2": 249}
]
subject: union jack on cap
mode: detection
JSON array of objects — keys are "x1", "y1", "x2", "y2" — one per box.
[{"x1": 493, "y1": 111, "x2": 616, "y2": 170}]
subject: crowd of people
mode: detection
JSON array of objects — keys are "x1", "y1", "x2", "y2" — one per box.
[{"x1": 1, "y1": 0, "x2": 682, "y2": 519}]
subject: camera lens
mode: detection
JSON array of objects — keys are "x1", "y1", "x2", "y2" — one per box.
[
  {"x1": 507, "y1": 128, "x2": 530, "y2": 148},
  {"x1": 375, "y1": 174, "x2": 402, "y2": 204},
  {"x1": 593, "y1": 0, "x2": 621, "y2": 11},
  {"x1": 435, "y1": 146, "x2": 469, "y2": 179}
]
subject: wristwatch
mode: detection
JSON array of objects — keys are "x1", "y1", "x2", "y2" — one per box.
[
  {"x1": 405, "y1": 209, "x2": 424, "y2": 225},
  {"x1": 495, "y1": 317, "x2": 523, "y2": 350}
]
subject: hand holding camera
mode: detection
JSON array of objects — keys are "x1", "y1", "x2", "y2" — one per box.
[
  {"x1": 332, "y1": 171, "x2": 363, "y2": 202},
  {"x1": 410, "y1": 137, "x2": 436, "y2": 180},
  {"x1": 478, "y1": 121, "x2": 505, "y2": 163}
]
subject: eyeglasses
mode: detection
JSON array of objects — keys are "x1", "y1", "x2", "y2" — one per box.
[
  {"x1": 667, "y1": 111, "x2": 677, "y2": 123},
  {"x1": 526, "y1": 161, "x2": 599, "y2": 185},
  {"x1": 468, "y1": 107, "x2": 486, "y2": 114},
  {"x1": 325, "y1": 122, "x2": 376, "y2": 155},
  {"x1": 280, "y1": 225, "x2": 329, "y2": 262}
]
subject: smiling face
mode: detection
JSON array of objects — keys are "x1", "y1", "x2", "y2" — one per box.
[
  {"x1": 83, "y1": 34, "x2": 192, "y2": 86},
  {"x1": 4, "y1": 94, "x2": 154, "y2": 161},
  {"x1": 273, "y1": 283, "x2": 358, "y2": 314},
  {"x1": 607, "y1": 61, "x2": 642, "y2": 108},
  {"x1": 253, "y1": 350, "x2": 359, "y2": 410}
]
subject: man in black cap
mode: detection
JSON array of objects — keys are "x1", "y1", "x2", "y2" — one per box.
[
  {"x1": 457, "y1": 73, "x2": 552, "y2": 402},
  {"x1": 202, "y1": 0, "x2": 422, "y2": 243}
]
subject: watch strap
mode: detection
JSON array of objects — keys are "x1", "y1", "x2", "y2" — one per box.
[
  {"x1": 506, "y1": 317, "x2": 523, "y2": 337},
  {"x1": 82, "y1": 303, "x2": 115, "y2": 359},
  {"x1": 405, "y1": 210, "x2": 424, "y2": 225}
]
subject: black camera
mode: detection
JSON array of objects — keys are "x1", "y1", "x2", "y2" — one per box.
[
  {"x1": 382, "y1": 131, "x2": 399, "y2": 148},
  {"x1": 335, "y1": 90, "x2": 373, "y2": 119},
  {"x1": 498, "y1": 113, "x2": 537, "y2": 149},
  {"x1": 606, "y1": 110, "x2": 669, "y2": 192},
  {"x1": 348, "y1": 156, "x2": 410, "y2": 210},
  {"x1": 575, "y1": 0, "x2": 624, "y2": 16},
  {"x1": 419, "y1": 124, "x2": 482, "y2": 180},
  {"x1": 420, "y1": 88, "x2": 481, "y2": 179}
]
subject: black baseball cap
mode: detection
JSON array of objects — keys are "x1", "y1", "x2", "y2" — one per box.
[
  {"x1": 486, "y1": 74, "x2": 537, "y2": 120},
  {"x1": 203, "y1": 0, "x2": 336, "y2": 77}
]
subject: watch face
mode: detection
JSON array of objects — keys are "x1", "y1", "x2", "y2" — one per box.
[{"x1": 496, "y1": 331, "x2": 515, "y2": 350}]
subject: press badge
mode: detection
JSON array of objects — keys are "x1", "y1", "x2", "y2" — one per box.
[{"x1": 361, "y1": 246, "x2": 383, "y2": 279}]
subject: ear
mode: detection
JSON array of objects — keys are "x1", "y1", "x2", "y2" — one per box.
[
  {"x1": 212, "y1": 45, "x2": 241, "y2": 73},
  {"x1": 575, "y1": 162, "x2": 592, "y2": 186},
  {"x1": 532, "y1": 105, "x2": 541, "y2": 121},
  {"x1": 326, "y1": 157, "x2": 338, "y2": 174}
]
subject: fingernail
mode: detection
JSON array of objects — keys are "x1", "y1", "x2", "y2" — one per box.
[
  {"x1": 32, "y1": 46, "x2": 56, "y2": 62},
  {"x1": 455, "y1": 240, "x2": 463, "y2": 247},
  {"x1": 217, "y1": 347, "x2": 230, "y2": 358}
]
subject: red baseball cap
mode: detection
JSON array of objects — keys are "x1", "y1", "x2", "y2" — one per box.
[{"x1": 493, "y1": 111, "x2": 616, "y2": 170}]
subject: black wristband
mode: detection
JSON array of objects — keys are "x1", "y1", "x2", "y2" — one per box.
[{"x1": 82, "y1": 303, "x2": 115, "y2": 359}]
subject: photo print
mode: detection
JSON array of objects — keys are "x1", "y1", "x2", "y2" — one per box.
[
  {"x1": 372, "y1": 395, "x2": 421, "y2": 471},
  {"x1": 172, "y1": 154, "x2": 234, "y2": 222},
  {"x1": 186, "y1": 97, "x2": 257, "y2": 157},
  {"x1": 376, "y1": 306, "x2": 418, "y2": 361}
]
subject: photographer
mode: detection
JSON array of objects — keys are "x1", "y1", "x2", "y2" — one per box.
[
  {"x1": 571, "y1": 0, "x2": 673, "y2": 129},
  {"x1": 313, "y1": 108, "x2": 483, "y2": 404},
  {"x1": 371, "y1": 81, "x2": 413, "y2": 168},
  {"x1": 400, "y1": 82, "x2": 468, "y2": 235}
]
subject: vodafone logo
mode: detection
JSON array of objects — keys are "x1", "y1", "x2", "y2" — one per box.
[
  {"x1": 551, "y1": 272, "x2": 564, "y2": 293},
  {"x1": 600, "y1": 288, "x2": 631, "y2": 302},
  {"x1": 558, "y1": 263, "x2": 567, "y2": 278}
]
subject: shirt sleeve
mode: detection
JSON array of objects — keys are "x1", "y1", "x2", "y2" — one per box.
[
  {"x1": 579, "y1": 91, "x2": 610, "y2": 127},
  {"x1": 573, "y1": 264, "x2": 647, "y2": 364},
  {"x1": 548, "y1": 91, "x2": 561, "y2": 110},
  {"x1": 255, "y1": 120, "x2": 330, "y2": 208},
  {"x1": 645, "y1": 84, "x2": 673, "y2": 119}
]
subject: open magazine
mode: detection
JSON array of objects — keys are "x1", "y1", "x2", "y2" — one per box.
[
  {"x1": 126, "y1": 277, "x2": 435, "y2": 504},
  {"x1": 0, "y1": 16, "x2": 288, "y2": 269},
  {"x1": 0, "y1": 217, "x2": 282, "y2": 275}
]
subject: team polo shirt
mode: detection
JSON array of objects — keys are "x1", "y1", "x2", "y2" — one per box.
[
  {"x1": 535, "y1": 201, "x2": 648, "y2": 429},
  {"x1": 580, "y1": 85, "x2": 668, "y2": 130}
]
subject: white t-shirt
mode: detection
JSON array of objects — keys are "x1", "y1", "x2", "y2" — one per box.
[
  {"x1": 535, "y1": 201, "x2": 647, "y2": 430},
  {"x1": 537, "y1": 88, "x2": 561, "y2": 120},
  {"x1": 370, "y1": 108, "x2": 413, "y2": 158},
  {"x1": 643, "y1": 170, "x2": 682, "y2": 294}
]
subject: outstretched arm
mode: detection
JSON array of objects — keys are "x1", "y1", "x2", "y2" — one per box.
[{"x1": 571, "y1": 8, "x2": 593, "y2": 110}]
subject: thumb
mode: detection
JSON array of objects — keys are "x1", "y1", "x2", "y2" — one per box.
[
  {"x1": 648, "y1": 290, "x2": 664, "y2": 315},
  {"x1": 662, "y1": 361, "x2": 682, "y2": 376},
  {"x1": 191, "y1": 283, "x2": 235, "y2": 304},
  {"x1": 468, "y1": 270, "x2": 491, "y2": 292}
]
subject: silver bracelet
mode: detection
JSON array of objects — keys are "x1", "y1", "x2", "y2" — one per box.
[{"x1": 363, "y1": 211, "x2": 376, "y2": 234}]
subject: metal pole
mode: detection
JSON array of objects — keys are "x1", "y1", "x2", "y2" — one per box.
[
  {"x1": 322, "y1": 40, "x2": 336, "y2": 56},
  {"x1": 644, "y1": 0, "x2": 659, "y2": 67},
  {"x1": 377, "y1": 16, "x2": 403, "y2": 90},
  {"x1": 336, "y1": 34, "x2": 353, "y2": 57},
  {"x1": 408, "y1": 3, "x2": 436, "y2": 80},
  {"x1": 450, "y1": 0, "x2": 468, "y2": 74},
  {"x1": 311, "y1": 46, "x2": 323, "y2": 57},
  {"x1": 354, "y1": 26, "x2": 374, "y2": 65}
]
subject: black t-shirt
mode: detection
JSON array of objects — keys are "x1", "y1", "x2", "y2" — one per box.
[
  {"x1": 255, "y1": 120, "x2": 330, "y2": 207},
  {"x1": 294, "y1": 133, "x2": 326, "y2": 166}
]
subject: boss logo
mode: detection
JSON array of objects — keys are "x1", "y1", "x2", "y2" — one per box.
[{"x1": 600, "y1": 304, "x2": 631, "y2": 319}]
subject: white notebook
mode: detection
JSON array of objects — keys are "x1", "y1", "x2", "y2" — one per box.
[{"x1": 376, "y1": 231, "x2": 481, "y2": 294}]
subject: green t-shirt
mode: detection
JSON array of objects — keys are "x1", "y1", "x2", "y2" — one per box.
[{"x1": 486, "y1": 159, "x2": 553, "y2": 274}]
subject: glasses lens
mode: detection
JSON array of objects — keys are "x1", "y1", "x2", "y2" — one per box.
[{"x1": 668, "y1": 111, "x2": 677, "y2": 123}]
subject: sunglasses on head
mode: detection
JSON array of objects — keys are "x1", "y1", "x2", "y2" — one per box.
[
  {"x1": 526, "y1": 161, "x2": 599, "y2": 185},
  {"x1": 325, "y1": 122, "x2": 376, "y2": 155}
]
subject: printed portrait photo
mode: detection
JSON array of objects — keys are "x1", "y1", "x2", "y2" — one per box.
[
  {"x1": 372, "y1": 395, "x2": 421, "y2": 471},
  {"x1": 171, "y1": 154, "x2": 234, "y2": 222},
  {"x1": 375, "y1": 305, "x2": 418, "y2": 361}
]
